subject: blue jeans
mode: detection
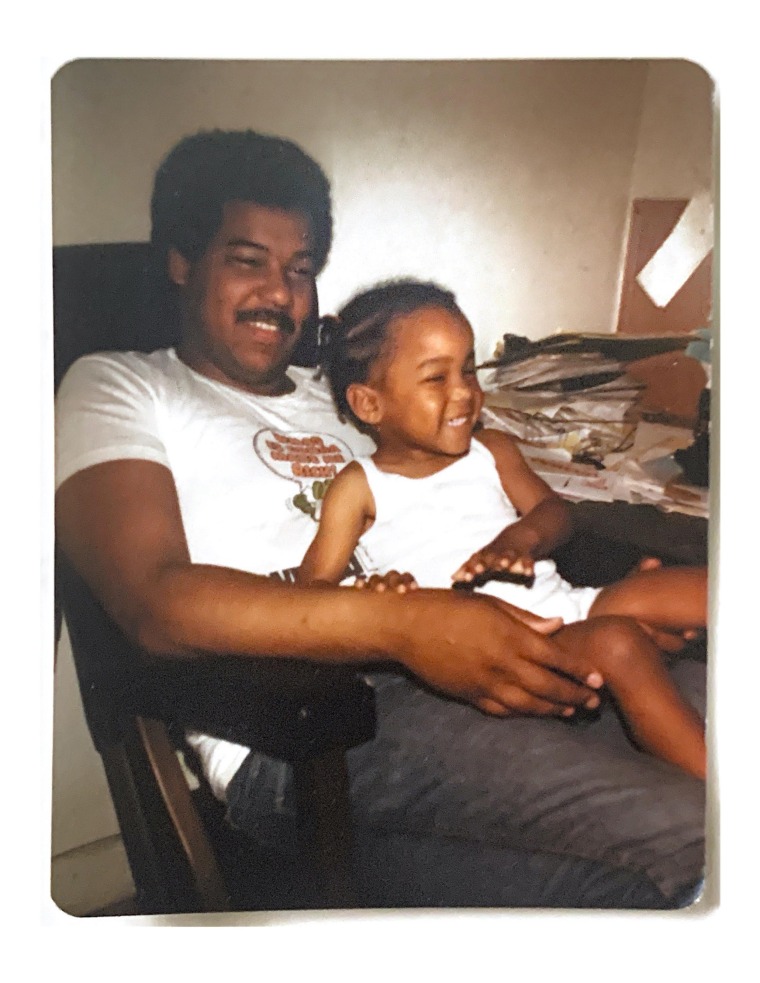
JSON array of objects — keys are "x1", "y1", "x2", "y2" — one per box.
[
  {"x1": 225, "y1": 761, "x2": 674, "y2": 908},
  {"x1": 226, "y1": 659, "x2": 705, "y2": 907}
]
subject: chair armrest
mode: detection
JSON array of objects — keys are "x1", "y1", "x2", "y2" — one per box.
[
  {"x1": 136, "y1": 654, "x2": 376, "y2": 762},
  {"x1": 553, "y1": 501, "x2": 708, "y2": 587},
  {"x1": 57, "y1": 551, "x2": 376, "y2": 762},
  {"x1": 567, "y1": 501, "x2": 708, "y2": 567}
]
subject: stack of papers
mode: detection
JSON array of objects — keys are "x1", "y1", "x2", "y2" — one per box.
[
  {"x1": 481, "y1": 416, "x2": 709, "y2": 519},
  {"x1": 481, "y1": 358, "x2": 643, "y2": 461},
  {"x1": 478, "y1": 331, "x2": 709, "y2": 519},
  {"x1": 516, "y1": 443, "x2": 618, "y2": 503},
  {"x1": 483, "y1": 331, "x2": 696, "y2": 367},
  {"x1": 479, "y1": 331, "x2": 700, "y2": 464}
]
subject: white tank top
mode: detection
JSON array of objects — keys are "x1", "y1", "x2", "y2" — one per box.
[{"x1": 355, "y1": 438, "x2": 569, "y2": 610}]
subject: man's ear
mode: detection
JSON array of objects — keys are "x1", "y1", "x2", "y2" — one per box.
[
  {"x1": 167, "y1": 248, "x2": 192, "y2": 287},
  {"x1": 346, "y1": 383, "x2": 384, "y2": 426}
]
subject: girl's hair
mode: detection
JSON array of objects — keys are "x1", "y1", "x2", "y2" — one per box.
[{"x1": 320, "y1": 278, "x2": 464, "y2": 429}]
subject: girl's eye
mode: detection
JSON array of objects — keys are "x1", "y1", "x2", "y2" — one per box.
[
  {"x1": 288, "y1": 265, "x2": 316, "y2": 278},
  {"x1": 424, "y1": 375, "x2": 446, "y2": 384}
]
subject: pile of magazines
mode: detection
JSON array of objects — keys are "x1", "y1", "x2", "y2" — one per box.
[{"x1": 479, "y1": 332, "x2": 693, "y2": 463}]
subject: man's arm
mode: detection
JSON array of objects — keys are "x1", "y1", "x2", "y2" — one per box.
[{"x1": 56, "y1": 458, "x2": 600, "y2": 716}]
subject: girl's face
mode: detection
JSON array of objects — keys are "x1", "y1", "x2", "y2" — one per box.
[{"x1": 361, "y1": 305, "x2": 484, "y2": 461}]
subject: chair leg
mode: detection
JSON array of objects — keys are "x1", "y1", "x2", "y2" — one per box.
[
  {"x1": 100, "y1": 740, "x2": 193, "y2": 914},
  {"x1": 100, "y1": 719, "x2": 231, "y2": 914},
  {"x1": 136, "y1": 717, "x2": 230, "y2": 911},
  {"x1": 291, "y1": 749, "x2": 357, "y2": 907}
]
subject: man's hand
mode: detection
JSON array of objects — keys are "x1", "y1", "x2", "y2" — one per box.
[
  {"x1": 395, "y1": 589, "x2": 602, "y2": 718},
  {"x1": 485, "y1": 599, "x2": 564, "y2": 637},
  {"x1": 354, "y1": 571, "x2": 419, "y2": 594},
  {"x1": 636, "y1": 621, "x2": 701, "y2": 654}
]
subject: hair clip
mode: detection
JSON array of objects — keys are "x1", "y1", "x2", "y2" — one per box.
[{"x1": 318, "y1": 314, "x2": 342, "y2": 354}]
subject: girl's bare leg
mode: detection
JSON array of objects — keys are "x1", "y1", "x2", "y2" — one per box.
[
  {"x1": 589, "y1": 566, "x2": 707, "y2": 631},
  {"x1": 556, "y1": 617, "x2": 706, "y2": 780}
]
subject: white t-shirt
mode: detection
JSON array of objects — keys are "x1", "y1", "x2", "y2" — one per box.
[{"x1": 55, "y1": 348, "x2": 375, "y2": 799}]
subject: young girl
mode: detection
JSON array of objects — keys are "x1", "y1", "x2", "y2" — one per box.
[{"x1": 298, "y1": 279, "x2": 708, "y2": 779}]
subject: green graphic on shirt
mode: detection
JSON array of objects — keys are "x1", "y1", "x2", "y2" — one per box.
[{"x1": 292, "y1": 479, "x2": 332, "y2": 521}]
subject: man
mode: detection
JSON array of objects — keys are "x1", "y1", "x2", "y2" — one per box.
[{"x1": 55, "y1": 129, "x2": 705, "y2": 907}]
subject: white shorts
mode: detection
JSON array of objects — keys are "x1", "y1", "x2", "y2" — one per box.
[{"x1": 478, "y1": 559, "x2": 602, "y2": 625}]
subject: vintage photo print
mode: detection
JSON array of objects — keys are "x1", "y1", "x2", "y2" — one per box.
[{"x1": 50, "y1": 57, "x2": 714, "y2": 922}]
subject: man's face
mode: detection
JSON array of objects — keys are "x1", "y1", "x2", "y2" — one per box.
[{"x1": 170, "y1": 201, "x2": 318, "y2": 396}]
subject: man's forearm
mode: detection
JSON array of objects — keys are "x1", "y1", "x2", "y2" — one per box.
[
  {"x1": 93, "y1": 557, "x2": 601, "y2": 716},
  {"x1": 138, "y1": 561, "x2": 410, "y2": 665},
  {"x1": 56, "y1": 463, "x2": 597, "y2": 714}
]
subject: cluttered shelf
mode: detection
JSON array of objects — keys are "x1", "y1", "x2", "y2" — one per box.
[{"x1": 480, "y1": 329, "x2": 711, "y2": 525}]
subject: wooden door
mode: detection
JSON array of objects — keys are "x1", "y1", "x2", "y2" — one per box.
[{"x1": 617, "y1": 198, "x2": 712, "y2": 423}]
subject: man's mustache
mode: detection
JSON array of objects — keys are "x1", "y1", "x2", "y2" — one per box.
[{"x1": 235, "y1": 309, "x2": 297, "y2": 335}]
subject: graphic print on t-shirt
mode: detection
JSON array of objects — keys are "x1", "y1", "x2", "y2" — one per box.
[
  {"x1": 253, "y1": 428, "x2": 353, "y2": 521},
  {"x1": 253, "y1": 428, "x2": 368, "y2": 584}
]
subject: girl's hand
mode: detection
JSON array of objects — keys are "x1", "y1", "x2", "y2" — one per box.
[
  {"x1": 354, "y1": 571, "x2": 419, "y2": 594},
  {"x1": 453, "y1": 532, "x2": 536, "y2": 584}
]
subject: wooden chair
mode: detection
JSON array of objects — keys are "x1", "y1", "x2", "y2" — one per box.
[{"x1": 54, "y1": 242, "x2": 375, "y2": 913}]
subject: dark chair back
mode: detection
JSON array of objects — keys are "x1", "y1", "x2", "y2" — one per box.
[{"x1": 53, "y1": 242, "x2": 319, "y2": 390}]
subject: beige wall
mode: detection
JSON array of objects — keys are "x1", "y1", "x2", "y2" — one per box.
[
  {"x1": 52, "y1": 58, "x2": 713, "y2": 362},
  {"x1": 50, "y1": 58, "x2": 715, "y2": 914},
  {"x1": 51, "y1": 626, "x2": 134, "y2": 915},
  {"x1": 630, "y1": 60, "x2": 715, "y2": 198}
]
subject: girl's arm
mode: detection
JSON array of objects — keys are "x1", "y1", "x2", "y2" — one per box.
[
  {"x1": 454, "y1": 429, "x2": 573, "y2": 582},
  {"x1": 297, "y1": 461, "x2": 374, "y2": 585}
]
